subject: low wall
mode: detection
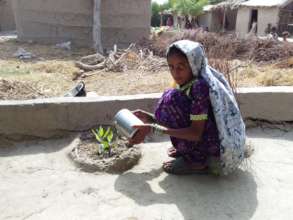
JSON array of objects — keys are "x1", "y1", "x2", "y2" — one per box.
[
  {"x1": 0, "y1": 94, "x2": 158, "y2": 138},
  {"x1": 1, "y1": 87, "x2": 293, "y2": 138},
  {"x1": 237, "y1": 87, "x2": 293, "y2": 121}
]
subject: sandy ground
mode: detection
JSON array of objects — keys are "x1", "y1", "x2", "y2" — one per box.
[
  {"x1": 0, "y1": 32, "x2": 292, "y2": 100},
  {"x1": 0, "y1": 34, "x2": 172, "y2": 99},
  {"x1": 1, "y1": 126, "x2": 293, "y2": 220}
]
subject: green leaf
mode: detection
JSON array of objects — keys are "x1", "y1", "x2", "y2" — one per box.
[
  {"x1": 91, "y1": 129, "x2": 102, "y2": 143},
  {"x1": 98, "y1": 126, "x2": 104, "y2": 139},
  {"x1": 107, "y1": 130, "x2": 113, "y2": 143},
  {"x1": 103, "y1": 127, "x2": 111, "y2": 139},
  {"x1": 103, "y1": 142, "x2": 109, "y2": 151}
]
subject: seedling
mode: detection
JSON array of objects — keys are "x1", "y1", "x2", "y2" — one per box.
[{"x1": 91, "y1": 126, "x2": 114, "y2": 156}]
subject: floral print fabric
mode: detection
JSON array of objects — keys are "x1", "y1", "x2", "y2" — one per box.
[{"x1": 154, "y1": 78, "x2": 220, "y2": 166}]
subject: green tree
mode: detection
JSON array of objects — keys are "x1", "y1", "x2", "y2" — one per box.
[
  {"x1": 151, "y1": 2, "x2": 161, "y2": 27},
  {"x1": 170, "y1": 0, "x2": 208, "y2": 17},
  {"x1": 151, "y1": 1, "x2": 173, "y2": 27},
  {"x1": 209, "y1": 0, "x2": 225, "y2": 4}
]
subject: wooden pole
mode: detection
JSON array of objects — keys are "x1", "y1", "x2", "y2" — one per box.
[
  {"x1": 222, "y1": 7, "x2": 226, "y2": 32},
  {"x1": 160, "y1": 12, "x2": 163, "y2": 27}
]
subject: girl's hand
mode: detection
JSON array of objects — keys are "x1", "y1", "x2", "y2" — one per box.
[
  {"x1": 132, "y1": 109, "x2": 155, "y2": 123},
  {"x1": 128, "y1": 124, "x2": 152, "y2": 145}
]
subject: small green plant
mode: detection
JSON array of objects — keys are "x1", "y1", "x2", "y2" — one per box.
[{"x1": 91, "y1": 126, "x2": 114, "y2": 156}]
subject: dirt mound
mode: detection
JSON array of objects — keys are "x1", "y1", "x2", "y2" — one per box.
[
  {"x1": 0, "y1": 79, "x2": 46, "y2": 100},
  {"x1": 69, "y1": 130, "x2": 142, "y2": 174},
  {"x1": 145, "y1": 30, "x2": 293, "y2": 62}
]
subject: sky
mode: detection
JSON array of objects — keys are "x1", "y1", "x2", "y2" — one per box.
[{"x1": 152, "y1": 0, "x2": 168, "y2": 4}]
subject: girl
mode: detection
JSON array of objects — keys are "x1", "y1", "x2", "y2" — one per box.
[{"x1": 130, "y1": 40, "x2": 246, "y2": 175}]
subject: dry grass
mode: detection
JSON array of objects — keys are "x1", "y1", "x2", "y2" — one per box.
[
  {"x1": 238, "y1": 63, "x2": 293, "y2": 87},
  {"x1": 83, "y1": 69, "x2": 172, "y2": 96},
  {"x1": 0, "y1": 78, "x2": 46, "y2": 100},
  {"x1": 0, "y1": 36, "x2": 292, "y2": 100},
  {"x1": 0, "y1": 38, "x2": 94, "y2": 60},
  {"x1": 32, "y1": 60, "x2": 80, "y2": 75},
  {"x1": 0, "y1": 38, "x2": 92, "y2": 98},
  {"x1": 209, "y1": 58, "x2": 237, "y2": 91},
  {"x1": 145, "y1": 30, "x2": 293, "y2": 62}
]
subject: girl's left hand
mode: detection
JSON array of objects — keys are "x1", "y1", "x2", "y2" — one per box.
[{"x1": 128, "y1": 124, "x2": 152, "y2": 145}]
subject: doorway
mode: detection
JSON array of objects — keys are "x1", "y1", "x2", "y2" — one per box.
[{"x1": 248, "y1": 9, "x2": 258, "y2": 34}]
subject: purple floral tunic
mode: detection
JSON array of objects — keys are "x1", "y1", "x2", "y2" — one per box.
[{"x1": 154, "y1": 78, "x2": 220, "y2": 166}]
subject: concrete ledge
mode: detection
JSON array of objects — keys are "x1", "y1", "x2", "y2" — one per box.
[
  {"x1": 237, "y1": 86, "x2": 293, "y2": 122},
  {"x1": 0, "y1": 94, "x2": 159, "y2": 138},
  {"x1": 1, "y1": 87, "x2": 293, "y2": 138}
]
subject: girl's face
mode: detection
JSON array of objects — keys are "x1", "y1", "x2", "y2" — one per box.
[{"x1": 167, "y1": 54, "x2": 193, "y2": 86}]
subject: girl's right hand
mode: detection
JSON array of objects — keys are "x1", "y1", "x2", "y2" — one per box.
[
  {"x1": 128, "y1": 124, "x2": 152, "y2": 145},
  {"x1": 132, "y1": 109, "x2": 154, "y2": 124}
]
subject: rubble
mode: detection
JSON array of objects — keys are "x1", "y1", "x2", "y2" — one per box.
[
  {"x1": 75, "y1": 44, "x2": 168, "y2": 79},
  {"x1": 13, "y1": 47, "x2": 34, "y2": 60},
  {"x1": 55, "y1": 41, "x2": 71, "y2": 50}
]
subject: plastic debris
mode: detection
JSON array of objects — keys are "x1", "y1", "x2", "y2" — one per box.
[
  {"x1": 56, "y1": 41, "x2": 71, "y2": 50},
  {"x1": 13, "y1": 48, "x2": 34, "y2": 60}
]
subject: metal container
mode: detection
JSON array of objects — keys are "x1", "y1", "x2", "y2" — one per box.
[{"x1": 114, "y1": 109, "x2": 144, "y2": 138}]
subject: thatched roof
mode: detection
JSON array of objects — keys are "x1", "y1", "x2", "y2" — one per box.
[
  {"x1": 203, "y1": 0, "x2": 291, "y2": 11},
  {"x1": 203, "y1": 5, "x2": 214, "y2": 12},
  {"x1": 202, "y1": 0, "x2": 292, "y2": 14},
  {"x1": 240, "y1": 0, "x2": 292, "y2": 8},
  {"x1": 207, "y1": 0, "x2": 247, "y2": 11}
]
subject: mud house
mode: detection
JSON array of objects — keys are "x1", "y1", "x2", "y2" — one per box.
[
  {"x1": 11, "y1": 0, "x2": 151, "y2": 52},
  {"x1": 0, "y1": 0, "x2": 16, "y2": 31},
  {"x1": 198, "y1": 5, "x2": 213, "y2": 31},
  {"x1": 198, "y1": 0, "x2": 293, "y2": 37},
  {"x1": 198, "y1": 1, "x2": 245, "y2": 32},
  {"x1": 235, "y1": 0, "x2": 293, "y2": 37}
]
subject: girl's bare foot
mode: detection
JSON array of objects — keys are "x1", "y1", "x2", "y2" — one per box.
[
  {"x1": 162, "y1": 157, "x2": 208, "y2": 175},
  {"x1": 167, "y1": 146, "x2": 181, "y2": 158}
]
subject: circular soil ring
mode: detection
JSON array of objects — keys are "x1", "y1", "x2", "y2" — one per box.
[{"x1": 69, "y1": 131, "x2": 141, "y2": 174}]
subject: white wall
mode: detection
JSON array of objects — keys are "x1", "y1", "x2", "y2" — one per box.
[
  {"x1": 236, "y1": 7, "x2": 250, "y2": 38},
  {"x1": 236, "y1": 7, "x2": 280, "y2": 38},
  {"x1": 198, "y1": 13, "x2": 212, "y2": 29},
  {"x1": 257, "y1": 7, "x2": 279, "y2": 36}
]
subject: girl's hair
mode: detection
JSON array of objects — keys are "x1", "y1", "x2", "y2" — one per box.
[{"x1": 167, "y1": 46, "x2": 188, "y2": 60}]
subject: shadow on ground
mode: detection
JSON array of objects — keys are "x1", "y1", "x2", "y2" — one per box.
[
  {"x1": 247, "y1": 123, "x2": 293, "y2": 141},
  {"x1": 115, "y1": 168, "x2": 257, "y2": 220},
  {"x1": 0, "y1": 135, "x2": 75, "y2": 157}
]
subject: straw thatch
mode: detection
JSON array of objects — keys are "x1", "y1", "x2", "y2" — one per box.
[
  {"x1": 241, "y1": 0, "x2": 292, "y2": 8},
  {"x1": 210, "y1": 0, "x2": 247, "y2": 10},
  {"x1": 208, "y1": 0, "x2": 291, "y2": 10}
]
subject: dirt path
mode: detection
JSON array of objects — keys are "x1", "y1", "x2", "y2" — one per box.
[{"x1": 1, "y1": 127, "x2": 293, "y2": 219}]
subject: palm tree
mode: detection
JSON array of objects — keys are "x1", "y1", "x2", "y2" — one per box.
[
  {"x1": 170, "y1": 0, "x2": 208, "y2": 17},
  {"x1": 209, "y1": 0, "x2": 225, "y2": 4},
  {"x1": 170, "y1": 0, "x2": 209, "y2": 28}
]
